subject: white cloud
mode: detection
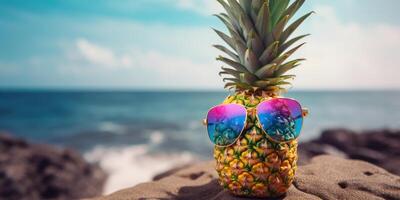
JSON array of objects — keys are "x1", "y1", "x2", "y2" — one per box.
[
  {"x1": 293, "y1": 5, "x2": 400, "y2": 89},
  {"x1": 2, "y1": 1, "x2": 400, "y2": 90},
  {"x1": 74, "y1": 36, "x2": 217, "y2": 75},
  {"x1": 76, "y1": 38, "x2": 132, "y2": 68},
  {"x1": 66, "y1": 33, "x2": 221, "y2": 88},
  {"x1": 174, "y1": 0, "x2": 223, "y2": 15},
  {"x1": 62, "y1": 5, "x2": 400, "y2": 90},
  {"x1": 143, "y1": 3, "x2": 400, "y2": 89}
]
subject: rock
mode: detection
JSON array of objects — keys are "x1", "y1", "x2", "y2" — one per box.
[
  {"x1": 0, "y1": 133, "x2": 107, "y2": 200},
  {"x1": 319, "y1": 129, "x2": 359, "y2": 151},
  {"x1": 298, "y1": 129, "x2": 400, "y2": 175},
  {"x1": 297, "y1": 143, "x2": 347, "y2": 165},
  {"x1": 90, "y1": 155, "x2": 400, "y2": 200},
  {"x1": 293, "y1": 156, "x2": 400, "y2": 200}
]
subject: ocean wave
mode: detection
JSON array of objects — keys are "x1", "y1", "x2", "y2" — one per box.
[
  {"x1": 149, "y1": 131, "x2": 165, "y2": 145},
  {"x1": 84, "y1": 143, "x2": 194, "y2": 194},
  {"x1": 98, "y1": 121, "x2": 126, "y2": 135}
]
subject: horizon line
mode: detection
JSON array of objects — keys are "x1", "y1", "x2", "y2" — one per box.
[{"x1": 0, "y1": 87, "x2": 399, "y2": 93}]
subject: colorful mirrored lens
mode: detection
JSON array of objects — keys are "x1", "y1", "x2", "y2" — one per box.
[
  {"x1": 257, "y1": 98, "x2": 303, "y2": 142},
  {"x1": 207, "y1": 104, "x2": 246, "y2": 146}
]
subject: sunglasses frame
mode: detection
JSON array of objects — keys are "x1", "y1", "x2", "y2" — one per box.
[{"x1": 204, "y1": 97, "x2": 308, "y2": 147}]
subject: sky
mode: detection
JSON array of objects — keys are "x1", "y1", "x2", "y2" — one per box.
[{"x1": 0, "y1": 0, "x2": 399, "y2": 90}]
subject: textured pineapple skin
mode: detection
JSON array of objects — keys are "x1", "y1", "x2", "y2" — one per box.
[{"x1": 214, "y1": 92, "x2": 298, "y2": 197}]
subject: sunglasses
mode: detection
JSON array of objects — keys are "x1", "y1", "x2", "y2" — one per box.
[{"x1": 204, "y1": 98, "x2": 308, "y2": 147}]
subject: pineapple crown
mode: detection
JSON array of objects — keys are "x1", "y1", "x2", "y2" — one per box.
[{"x1": 214, "y1": 0, "x2": 313, "y2": 93}]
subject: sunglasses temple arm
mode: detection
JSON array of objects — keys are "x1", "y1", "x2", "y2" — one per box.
[
  {"x1": 302, "y1": 108, "x2": 309, "y2": 117},
  {"x1": 202, "y1": 118, "x2": 207, "y2": 126}
]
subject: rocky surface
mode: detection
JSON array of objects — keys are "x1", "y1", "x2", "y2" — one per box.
[
  {"x1": 298, "y1": 129, "x2": 400, "y2": 175},
  {"x1": 92, "y1": 155, "x2": 400, "y2": 200},
  {"x1": 0, "y1": 133, "x2": 107, "y2": 200}
]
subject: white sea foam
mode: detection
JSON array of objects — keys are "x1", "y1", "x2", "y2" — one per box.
[
  {"x1": 98, "y1": 121, "x2": 126, "y2": 134},
  {"x1": 84, "y1": 131, "x2": 194, "y2": 194},
  {"x1": 149, "y1": 131, "x2": 165, "y2": 145}
]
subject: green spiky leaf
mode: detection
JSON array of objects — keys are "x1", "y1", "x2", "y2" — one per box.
[
  {"x1": 214, "y1": 14, "x2": 235, "y2": 33},
  {"x1": 213, "y1": 29, "x2": 236, "y2": 50},
  {"x1": 214, "y1": 0, "x2": 312, "y2": 92},
  {"x1": 213, "y1": 45, "x2": 240, "y2": 62},
  {"x1": 281, "y1": 0, "x2": 305, "y2": 21},
  {"x1": 273, "y1": 15, "x2": 289, "y2": 40},
  {"x1": 256, "y1": 2, "x2": 270, "y2": 41},
  {"x1": 274, "y1": 59, "x2": 305, "y2": 76},
  {"x1": 244, "y1": 48, "x2": 261, "y2": 73},
  {"x1": 270, "y1": 0, "x2": 290, "y2": 26},
  {"x1": 217, "y1": 56, "x2": 249, "y2": 73},
  {"x1": 279, "y1": 34, "x2": 309, "y2": 53},
  {"x1": 260, "y1": 41, "x2": 279, "y2": 64},
  {"x1": 223, "y1": 78, "x2": 240, "y2": 83},
  {"x1": 247, "y1": 30, "x2": 264, "y2": 57},
  {"x1": 234, "y1": 38, "x2": 247, "y2": 64},
  {"x1": 272, "y1": 42, "x2": 305, "y2": 65},
  {"x1": 216, "y1": 0, "x2": 241, "y2": 32},
  {"x1": 227, "y1": 0, "x2": 255, "y2": 41},
  {"x1": 220, "y1": 67, "x2": 240, "y2": 77},
  {"x1": 254, "y1": 63, "x2": 277, "y2": 79},
  {"x1": 239, "y1": 73, "x2": 258, "y2": 84},
  {"x1": 239, "y1": 0, "x2": 252, "y2": 15},
  {"x1": 280, "y1": 11, "x2": 314, "y2": 43},
  {"x1": 251, "y1": 0, "x2": 264, "y2": 22}
]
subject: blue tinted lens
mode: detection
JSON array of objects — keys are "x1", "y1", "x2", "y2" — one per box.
[
  {"x1": 257, "y1": 98, "x2": 303, "y2": 142},
  {"x1": 207, "y1": 104, "x2": 247, "y2": 146}
]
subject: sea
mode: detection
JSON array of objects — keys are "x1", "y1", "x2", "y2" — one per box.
[{"x1": 0, "y1": 90, "x2": 399, "y2": 193}]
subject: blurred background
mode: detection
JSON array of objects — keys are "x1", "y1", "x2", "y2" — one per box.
[{"x1": 0, "y1": 0, "x2": 399, "y2": 197}]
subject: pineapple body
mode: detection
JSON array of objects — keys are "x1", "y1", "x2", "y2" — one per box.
[{"x1": 214, "y1": 92, "x2": 297, "y2": 197}]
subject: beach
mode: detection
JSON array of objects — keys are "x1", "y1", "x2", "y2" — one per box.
[
  {"x1": 91, "y1": 128, "x2": 400, "y2": 199},
  {"x1": 0, "y1": 90, "x2": 400, "y2": 197}
]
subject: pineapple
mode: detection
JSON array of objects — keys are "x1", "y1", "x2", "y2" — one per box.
[{"x1": 212, "y1": 0, "x2": 312, "y2": 197}]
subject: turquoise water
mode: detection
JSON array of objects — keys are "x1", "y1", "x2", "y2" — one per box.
[{"x1": 0, "y1": 90, "x2": 399, "y2": 157}]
